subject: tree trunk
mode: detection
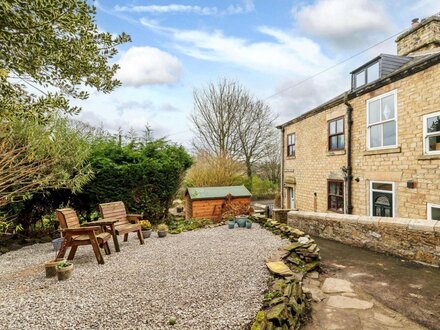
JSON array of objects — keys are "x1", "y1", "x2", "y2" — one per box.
[{"x1": 246, "y1": 160, "x2": 253, "y2": 192}]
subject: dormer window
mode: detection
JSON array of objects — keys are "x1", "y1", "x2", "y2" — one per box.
[{"x1": 353, "y1": 61, "x2": 380, "y2": 89}]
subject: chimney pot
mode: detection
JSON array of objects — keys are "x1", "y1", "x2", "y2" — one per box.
[{"x1": 411, "y1": 18, "x2": 420, "y2": 28}]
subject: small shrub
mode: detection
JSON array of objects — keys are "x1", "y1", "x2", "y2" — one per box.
[
  {"x1": 157, "y1": 224, "x2": 168, "y2": 232},
  {"x1": 139, "y1": 220, "x2": 152, "y2": 230}
]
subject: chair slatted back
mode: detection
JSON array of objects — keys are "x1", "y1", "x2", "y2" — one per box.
[
  {"x1": 56, "y1": 208, "x2": 81, "y2": 229},
  {"x1": 99, "y1": 201, "x2": 128, "y2": 224}
]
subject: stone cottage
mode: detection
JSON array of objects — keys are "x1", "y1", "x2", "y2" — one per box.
[{"x1": 278, "y1": 15, "x2": 440, "y2": 221}]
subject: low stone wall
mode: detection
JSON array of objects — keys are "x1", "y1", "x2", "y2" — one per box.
[
  {"x1": 287, "y1": 211, "x2": 440, "y2": 266},
  {"x1": 250, "y1": 217, "x2": 321, "y2": 329},
  {"x1": 272, "y1": 209, "x2": 291, "y2": 223}
]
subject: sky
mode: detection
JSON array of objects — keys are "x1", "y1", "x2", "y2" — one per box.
[{"x1": 73, "y1": 0, "x2": 440, "y2": 148}]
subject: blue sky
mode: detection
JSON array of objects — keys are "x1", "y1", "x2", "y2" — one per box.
[{"x1": 74, "y1": 0, "x2": 440, "y2": 148}]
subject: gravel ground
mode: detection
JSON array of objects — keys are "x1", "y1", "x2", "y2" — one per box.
[{"x1": 0, "y1": 225, "x2": 286, "y2": 330}]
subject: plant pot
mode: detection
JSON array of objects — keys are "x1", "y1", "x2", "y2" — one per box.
[
  {"x1": 51, "y1": 237, "x2": 65, "y2": 252},
  {"x1": 246, "y1": 221, "x2": 252, "y2": 229},
  {"x1": 236, "y1": 217, "x2": 247, "y2": 228},
  {"x1": 44, "y1": 258, "x2": 65, "y2": 278},
  {"x1": 228, "y1": 220, "x2": 236, "y2": 229},
  {"x1": 142, "y1": 229, "x2": 152, "y2": 238},
  {"x1": 158, "y1": 231, "x2": 167, "y2": 238},
  {"x1": 57, "y1": 263, "x2": 73, "y2": 281}
]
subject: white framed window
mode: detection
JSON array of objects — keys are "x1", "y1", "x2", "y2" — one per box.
[
  {"x1": 427, "y1": 203, "x2": 440, "y2": 220},
  {"x1": 423, "y1": 111, "x2": 440, "y2": 155},
  {"x1": 370, "y1": 181, "x2": 395, "y2": 217},
  {"x1": 366, "y1": 90, "x2": 398, "y2": 150}
]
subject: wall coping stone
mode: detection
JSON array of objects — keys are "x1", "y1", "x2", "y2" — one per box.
[{"x1": 288, "y1": 211, "x2": 440, "y2": 233}]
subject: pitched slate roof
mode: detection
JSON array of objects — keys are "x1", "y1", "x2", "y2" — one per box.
[{"x1": 186, "y1": 186, "x2": 252, "y2": 200}]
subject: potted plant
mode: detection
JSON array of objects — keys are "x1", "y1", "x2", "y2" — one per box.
[
  {"x1": 236, "y1": 215, "x2": 247, "y2": 228},
  {"x1": 246, "y1": 219, "x2": 252, "y2": 229},
  {"x1": 44, "y1": 258, "x2": 66, "y2": 278},
  {"x1": 56, "y1": 260, "x2": 73, "y2": 281},
  {"x1": 227, "y1": 215, "x2": 236, "y2": 229},
  {"x1": 140, "y1": 220, "x2": 152, "y2": 238},
  {"x1": 157, "y1": 224, "x2": 168, "y2": 238}
]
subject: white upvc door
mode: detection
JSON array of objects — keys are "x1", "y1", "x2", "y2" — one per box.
[{"x1": 289, "y1": 187, "x2": 295, "y2": 209}]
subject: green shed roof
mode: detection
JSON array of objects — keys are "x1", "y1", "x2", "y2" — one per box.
[{"x1": 186, "y1": 186, "x2": 252, "y2": 200}]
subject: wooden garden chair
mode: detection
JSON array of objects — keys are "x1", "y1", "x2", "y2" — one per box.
[
  {"x1": 99, "y1": 201, "x2": 144, "y2": 251},
  {"x1": 55, "y1": 208, "x2": 112, "y2": 265}
]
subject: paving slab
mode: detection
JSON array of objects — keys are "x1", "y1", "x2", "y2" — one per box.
[
  {"x1": 327, "y1": 296, "x2": 374, "y2": 310},
  {"x1": 321, "y1": 277, "x2": 354, "y2": 293}
]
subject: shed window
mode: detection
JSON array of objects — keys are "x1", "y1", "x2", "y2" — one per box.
[
  {"x1": 328, "y1": 180, "x2": 344, "y2": 213},
  {"x1": 287, "y1": 133, "x2": 295, "y2": 157},
  {"x1": 328, "y1": 117, "x2": 344, "y2": 151},
  {"x1": 428, "y1": 203, "x2": 440, "y2": 220},
  {"x1": 367, "y1": 91, "x2": 397, "y2": 149},
  {"x1": 423, "y1": 111, "x2": 440, "y2": 154}
]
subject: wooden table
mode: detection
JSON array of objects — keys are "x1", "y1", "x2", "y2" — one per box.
[{"x1": 82, "y1": 218, "x2": 121, "y2": 252}]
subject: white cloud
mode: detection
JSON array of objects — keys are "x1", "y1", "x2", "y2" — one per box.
[
  {"x1": 116, "y1": 46, "x2": 182, "y2": 87},
  {"x1": 293, "y1": 0, "x2": 393, "y2": 47},
  {"x1": 140, "y1": 19, "x2": 332, "y2": 76},
  {"x1": 114, "y1": 1, "x2": 254, "y2": 15}
]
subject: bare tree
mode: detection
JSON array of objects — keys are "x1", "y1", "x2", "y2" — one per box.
[
  {"x1": 254, "y1": 132, "x2": 281, "y2": 186},
  {"x1": 191, "y1": 79, "x2": 246, "y2": 157},
  {"x1": 191, "y1": 78, "x2": 277, "y2": 190}
]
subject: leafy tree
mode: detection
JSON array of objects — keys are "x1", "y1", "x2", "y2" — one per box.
[{"x1": 0, "y1": 0, "x2": 130, "y2": 119}]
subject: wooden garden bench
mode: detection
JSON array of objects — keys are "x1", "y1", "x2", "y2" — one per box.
[
  {"x1": 99, "y1": 201, "x2": 144, "y2": 252},
  {"x1": 55, "y1": 208, "x2": 112, "y2": 265}
]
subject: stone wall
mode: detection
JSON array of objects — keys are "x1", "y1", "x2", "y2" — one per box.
[{"x1": 287, "y1": 211, "x2": 440, "y2": 266}]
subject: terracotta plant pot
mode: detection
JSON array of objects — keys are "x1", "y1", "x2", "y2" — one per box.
[
  {"x1": 158, "y1": 231, "x2": 167, "y2": 238},
  {"x1": 44, "y1": 258, "x2": 65, "y2": 278},
  {"x1": 56, "y1": 263, "x2": 73, "y2": 281},
  {"x1": 142, "y1": 229, "x2": 152, "y2": 238}
]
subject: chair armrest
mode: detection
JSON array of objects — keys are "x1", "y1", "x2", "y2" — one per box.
[
  {"x1": 127, "y1": 214, "x2": 141, "y2": 223},
  {"x1": 62, "y1": 227, "x2": 101, "y2": 234}
]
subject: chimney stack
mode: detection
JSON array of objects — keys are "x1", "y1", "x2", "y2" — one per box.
[
  {"x1": 411, "y1": 18, "x2": 419, "y2": 28},
  {"x1": 396, "y1": 15, "x2": 440, "y2": 56}
]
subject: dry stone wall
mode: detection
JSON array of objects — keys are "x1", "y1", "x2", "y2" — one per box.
[{"x1": 287, "y1": 211, "x2": 440, "y2": 266}]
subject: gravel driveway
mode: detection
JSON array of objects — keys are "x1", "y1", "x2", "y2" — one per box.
[{"x1": 0, "y1": 225, "x2": 286, "y2": 329}]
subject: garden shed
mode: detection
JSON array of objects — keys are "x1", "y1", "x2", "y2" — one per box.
[{"x1": 185, "y1": 186, "x2": 252, "y2": 220}]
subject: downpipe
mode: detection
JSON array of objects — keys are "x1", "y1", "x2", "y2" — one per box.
[{"x1": 344, "y1": 93, "x2": 354, "y2": 214}]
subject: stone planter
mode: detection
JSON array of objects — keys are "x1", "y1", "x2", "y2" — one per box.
[
  {"x1": 51, "y1": 237, "x2": 65, "y2": 252},
  {"x1": 246, "y1": 221, "x2": 252, "y2": 229},
  {"x1": 236, "y1": 217, "x2": 247, "y2": 228},
  {"x1": 142, "y1": 229, "x2": 152, "y2": 238},
  {"x1": 56, "y1": 263, "x2": 73, "y2": 281},
  {"x1": 44, "y1": 258, "x2": 65, "y2": 278},
  {"x1": 228, "y1": 220, "x2": 236, "y2": 229},
  {"x1": 158, "y1": 231, "x2": 167, "y2": 238}
]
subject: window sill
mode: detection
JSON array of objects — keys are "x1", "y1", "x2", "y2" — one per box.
[
  {"x1": 418, "y1": 154, "x2": 440, "y2": 160},
  {"x1": 327, "y1": 149, "x2": 346, "y2": 156},
  {"x1": 327, "y1": 209, "x2": 344, "y2": 214},
  {"x1": 363, "y1": 147, "x2": 401, "y2": 156},
  {"x1": 286, "y1": 156, "x2": 296, "y2": 160}
]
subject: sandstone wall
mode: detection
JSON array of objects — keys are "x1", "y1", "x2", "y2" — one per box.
[{"x1": 287, "y1": 211, "x2": 440, "y2": 266}]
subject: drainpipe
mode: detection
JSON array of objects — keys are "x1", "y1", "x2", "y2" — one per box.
[
  {"x1": 344, "y1": 93, "x2": 354, "y2": 214},
  {"x1": 280, "y1": 127, "x2": 285, "y2": 208}
]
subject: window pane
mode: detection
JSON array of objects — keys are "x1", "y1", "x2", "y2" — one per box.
[
  {"x1": 372, "y1": 182, "x2": 392, "y2": 191},
  {"x1": 330, "y1": 136, "x2": 338, "y2": 150},
  {"x1": 287, "y1": 135, "x2": 292, "y2": 144},
  {"x1": 355, "y1": 71, "x2": 365, "y2": 87},
  {"x1": 431, "y1": 206, "x2": 440, "y2": 220},
  {"x1": 329, "y1": 183, "x2": 336, "y2": 195},
  {"x1": 383, "y1": 121, "x2": 396, "y2": 146},
  {"x1": 338, "y1": 134, "x2": 345, "y2": 149},
  {"x1": 367, "y1": 62, "x2": 380, "y2": 82},
  {"x1": 292, "y1": 134, "x2": 295, "y2": 144},
  {"x1": 381, "y1": 95, "x2": 395, "y2": 121},
  {"x1": 427, "y1": 115, "x2": 440, "y2": 133},
  {"x1": 337, "y1": 197, "x2": 344, "y2": 211},
  {"x1": 329, "y1": 121, "x2": 336, "y2": 135},
  {"x1": 370, "y1": 124, "x2": 381, "y2": 148},
  {"x1": 368, "y1": 100, "x2": 381, "y2": 124},
  {"x1": 428, "y1": 135, "x2": 440, "y2": 152},
  {"x1": 336, "y1": 119, "x2": 344, "y2": 133}
]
